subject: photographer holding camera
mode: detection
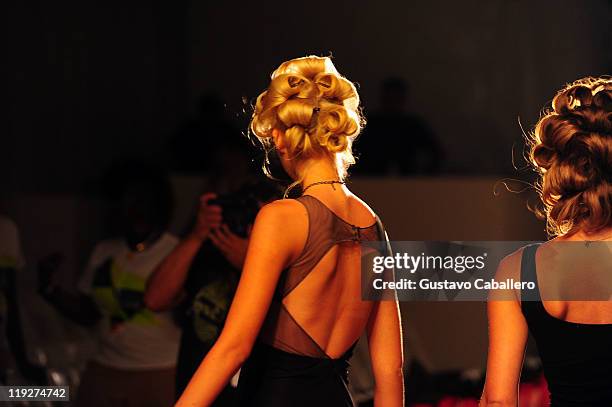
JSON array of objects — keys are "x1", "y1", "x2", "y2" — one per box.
[{"x1": 144, "y1": 180, "x2": 281, "y2": 405}]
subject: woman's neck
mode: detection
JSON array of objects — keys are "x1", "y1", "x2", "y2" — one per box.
[
  {"x1": 296, "y1": 156, "x2": 341, "y2": 189},
  {"x1": 559, "y1": 227, "x2": 612, "y2": 241}
]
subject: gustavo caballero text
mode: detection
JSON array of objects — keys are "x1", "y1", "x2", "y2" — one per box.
[{"x1": 372, "y1": 278, "x2": 535, "y2": 290}]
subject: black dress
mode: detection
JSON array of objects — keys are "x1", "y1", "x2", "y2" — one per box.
[
  {"x1": 520, "y1": 244, "x2": 612, "y2": 406},
  {"x1": 234, "y1": 195, "x2": 389, "y2": 407}
]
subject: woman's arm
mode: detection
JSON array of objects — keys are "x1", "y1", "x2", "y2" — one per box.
[
  {"x1": 367, "y1": 298, "x2": 404, "y2": 407},
  {"x1": 175, "y1": 200, "x2": 305, "y2": 407},
  {"x1": 144, "y1": 193, "x2": 221, "y2": 311},
  {"x1": 480, "y1": 251, "x2": 528, "y2": 407}
]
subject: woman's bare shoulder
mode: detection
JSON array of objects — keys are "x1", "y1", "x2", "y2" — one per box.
[
  {"x1": 253, "y1": 199, "x2": 309, "y2": 262},
  {"x1": 493, "y1": 246, "x2": 528, "y2": 292},
  {"x1": 259, "y1": 198, "x2": 307, "y2": 217},
  {"x1": 254, "y1": 198, "x2": 308, "y2": 233},
  {"x1": 497, "y1": 247, "x2": 524, "y2": 277},
  {"x1": 488, "y1": 247, "x2": 526, "y2": 301},
  {"x1": 346, "y1": 190, "x2": 378, "y2": 220}
]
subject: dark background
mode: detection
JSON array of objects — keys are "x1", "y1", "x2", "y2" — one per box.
[
  {"x1": 4, "y1": 0, "x2": 611, "y2": 193},
  {"x1": 1, "y1": 2, "x2": 610, "y2": 403}
]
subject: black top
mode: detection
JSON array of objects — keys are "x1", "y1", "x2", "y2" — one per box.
[
  {"x1": 520, "y1": 244, "x2": 612, "y2": 406},
  {"x1": 235, "y1": 195, "x2": 389, "y2": 407}
]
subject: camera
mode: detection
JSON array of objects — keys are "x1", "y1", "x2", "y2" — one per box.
[{"x1": 208, "y1": 191, "x2": 260, "y2": 238}]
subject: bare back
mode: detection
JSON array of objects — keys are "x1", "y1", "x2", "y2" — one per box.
[
  {"x1": 534, "y1": 239, "x2": 612, "y2": 324},
  {"x1": 259, "y1": 191, "x2": 387, "y2": 359}
]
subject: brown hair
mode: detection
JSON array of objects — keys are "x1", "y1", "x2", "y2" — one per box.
[
  {"x1": 529, "y1": 76, "x2": 611, "y2": 236},
  {"x1": 250, "y1": 56, "x2": 363, "y2": 180}
]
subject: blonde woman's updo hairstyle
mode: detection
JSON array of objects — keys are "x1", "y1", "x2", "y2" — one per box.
[
  {"x1": 529, "y1": 76, "x2": 612, "y2": 236},
  {"x1": 250, "y1": 56, "x2": 363, "y2": 180}
]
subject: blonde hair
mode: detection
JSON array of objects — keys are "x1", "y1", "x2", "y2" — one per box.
[
  {"x1": 529, "y1": 76, "x2": 611, "y2": 236},
  {"x1": 250, "y1": 56, "x2": 364, "y2": 181}
]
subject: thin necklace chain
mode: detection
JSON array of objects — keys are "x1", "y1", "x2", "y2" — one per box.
[
  {"x1": 584, "y1": 231, "x2": 612, "y2": 246},
  {"x1": 301, "y1": 180, "x2": 345, "y2": 195}
]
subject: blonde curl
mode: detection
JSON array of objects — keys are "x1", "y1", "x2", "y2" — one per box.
[{"x1": 250, "y1": 56, "x2": 364, "y2": 179}]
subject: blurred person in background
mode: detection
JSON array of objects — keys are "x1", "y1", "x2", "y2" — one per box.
[
  {"x1": 481, "y1": 77, "x2": 612, "y2": 406},
  {"x1": 355, "y1": 77, "x2": 443, "y2": 175},
  {"x1": 169, "y1": 91, "x2": 235, "y2": 173},
  {"x1": 169, "y1": 91, "x2": 251, "y2": 182},
  {"x1": 168, "y1": 91, "x2": 259, "y2": 199},
  {"x1": 0, "y1": 216, "x2": 47, "y2": 385},
  {"x1": 145, "y1": 178, "x2": 281, "y2": 404},
  {"x1": 38, "y1": 161, "x2": 181, "y2": 407}
]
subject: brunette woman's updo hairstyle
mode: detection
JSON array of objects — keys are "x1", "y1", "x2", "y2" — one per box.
[
  {"x1": 529, "y1": 76, "x2": 611, "y2": 236},
  {"x1": 250, "y1": 56, "x2": 363, "y2": 180}
]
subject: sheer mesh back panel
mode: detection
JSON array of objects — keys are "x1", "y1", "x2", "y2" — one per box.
[{"x1": 259, "y1": 195, "x2": 386, "y2": 359}]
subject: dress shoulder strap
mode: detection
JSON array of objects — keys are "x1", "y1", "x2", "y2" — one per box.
[{"x1": 520, "y1": 243, "x2": 542, "y2": 303}]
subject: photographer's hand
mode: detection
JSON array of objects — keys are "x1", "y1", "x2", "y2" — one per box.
[
  {"x1": 191, "y1": 193, "x2": 223, "y2": 241},
  {"x1": 210, "y1": 224, "x2": 250, "y2": 270}
]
